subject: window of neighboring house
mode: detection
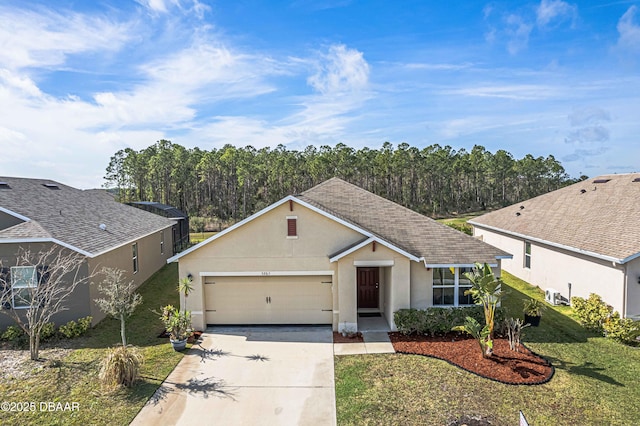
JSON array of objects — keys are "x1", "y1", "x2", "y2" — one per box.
[
  {"x1": 132, "y1": 243, "x2": 139, "y2": 274},
  {"x1": 286, "y1": 216, "x2": 297, "y2": 238},
  {"x1": 160, "y1": 231, "x2": 164, "y2": 255},
  {"x1": 433, "y1": 267, "x2": 475, "y2": 307},
  {"x1": 10, "y1": 266, "x2": 37, "y2": 309},
  {"x1": 524, "y1": 241, "x2": 532, "y2": 269}
]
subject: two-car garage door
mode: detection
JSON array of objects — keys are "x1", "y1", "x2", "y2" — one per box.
[{"x1": 204, "y1": 275, "x2": 333, "y2": 325}]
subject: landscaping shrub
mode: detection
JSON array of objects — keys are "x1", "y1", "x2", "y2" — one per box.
[
  {"x1": 444, "y1": 222, "x2": 473, "y2": 235},
  {"x1": 572, "y1": 293, "x2": 640, "y2": 346},
  {"x1": 571, "y1": 293, "x2": 612, "y2": 332},
  {"x1": 40, "y1": 322, "x2": 57, "y2": 341},
  {"x1": 603, "y1": 312, "x2": 640, "y2": 346},
  {"x1": 99, "y1": 345, "x2": 143, "y2": 388},
  {"x1": 59, "y1": 316, "x2": 92, "y2": 339},
  {"x1": 394, "y1": 306, "x2": 504, "y2": 336},
  {"x1": 1, "y1": 325, "x2": 26, "y2": 346}
]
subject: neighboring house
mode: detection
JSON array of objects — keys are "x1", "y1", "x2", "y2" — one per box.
[
  {"x1": 470, "y1": 173, "x2": 640, "y2": 319},
  {"x1": 168, "y1": 178, "x2": 511, "y2": 332},
  {"x1": 128, "y1": 201, "x2": 190, "y2": 254},
  {"x1": 0, "y1": 177, "x2": 175, "y2": 328}
]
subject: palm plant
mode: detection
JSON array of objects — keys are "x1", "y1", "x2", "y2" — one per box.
[
  {"x1": 452, "y1": 316, "x2": 492, "y2": 358},
  {"x1": 462, "y1": 262, "x2": 503, "y2": 356}
]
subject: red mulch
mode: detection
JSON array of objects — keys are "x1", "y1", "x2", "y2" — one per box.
[
  {"x1": 333, "y1": 331, "x2": 364, "y2": 343},
  {"x1": 389, "y1": 332, "x2": 553, "y2": 385}
]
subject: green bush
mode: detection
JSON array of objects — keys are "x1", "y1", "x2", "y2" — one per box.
[
  {"x1": 1, "y1": 325, "x2": 25, "y2": 341},
  {"x1": 571, "y1": 293, "x2": 612, "y2": 332},
  {"x1": 603, "y1": 312, "x2": 640, "y2": 346},
  {"x1": 394, "y1": 306, "x2": 504, "y2": 336},
  {"x1": 445, "y1": 222, "x2": 473, "y2": 235},
  {"x1": 59, "y1": 316, "x2": 93, "y2": 339},
  {"x1": 572, "y1": 293, "x2": 640, "y2": 346},
  {"x1": 40, "y1": 322, "x2": 57, "y2": 341}
]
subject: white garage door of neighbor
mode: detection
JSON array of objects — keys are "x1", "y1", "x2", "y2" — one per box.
[{"x1": 204, "y1": 275, "x2": 333, "y2": 325}]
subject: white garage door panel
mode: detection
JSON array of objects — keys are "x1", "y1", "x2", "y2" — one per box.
[{"x1": 204, "y1": 275, "x2": 332, "y2": 325}]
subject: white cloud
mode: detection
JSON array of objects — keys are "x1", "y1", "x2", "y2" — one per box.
[
  {"x1": 536, "y1": 0, "x2": 577, "y2": 28},
  {"x1": 307, "y1": 44, "x2": 370, "y2": 94},
  {"x1": 617, "y1": 6, "x2": 640, "y2": 52},
  {"x1": 445, "y1": 84, "x2": 562, "y2": 101},
  {"x1": 136, "y1": 0, "x2": 210, "y2": 18},
  {"x1": 0, "y1": 6, "x2": 133, "y2": 70}
]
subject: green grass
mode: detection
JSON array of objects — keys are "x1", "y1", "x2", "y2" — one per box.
[
  {"x1": 0, "y1": 263, "x2": 187, "y2": 426},
  {"x1": 189, "y1": 231, "x2": 217, "y2": 244},
  {"x1": 435, "y1": 211, "x2": 485, "y2": 225},
  {"x1": 335, "y1": 271, "x2": 640, "y2": 426}
]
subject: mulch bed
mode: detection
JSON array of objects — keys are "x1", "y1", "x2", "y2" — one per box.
[
  {"x1": 333, "y1": 331, "x2": 364, "y2": 343},
  {"x1": 389, "y1": 332, "x2": 554, "y2": 385}
]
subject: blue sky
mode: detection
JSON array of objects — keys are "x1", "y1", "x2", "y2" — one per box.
[{"x1": 1, "y1": 0, "x2": 639, "y2": 189}]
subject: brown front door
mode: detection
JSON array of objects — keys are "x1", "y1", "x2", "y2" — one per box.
[{"x1": 357, "y1": 267, "x2": 379, "y2": 309}]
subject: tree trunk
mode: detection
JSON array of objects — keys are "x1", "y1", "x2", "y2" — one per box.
[
  {"x1": 30, "y1": 332, "x2": 40, "y2": 360},
  {"x1": 120, "y1": 313, "x2": 127, "y2": 347}
]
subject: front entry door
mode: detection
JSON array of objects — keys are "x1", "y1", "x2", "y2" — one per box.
[{"x1": 357, "y1": 267, "x2": 379, "y2": 309}]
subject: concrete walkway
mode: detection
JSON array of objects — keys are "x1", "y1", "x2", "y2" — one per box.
[
  {"x1": 131, "y1": 327, "x2": 336, "y2": 426},
  {"x1": 334, "y1": 315, "x2": 396, "y2": 355}
]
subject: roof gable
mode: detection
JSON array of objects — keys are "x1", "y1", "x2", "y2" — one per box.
[
  {"x1": 297, "y1": 178, "x2": 510, "y2": 265},
  {"x1": 172, "y1": 178, "x2": 510, "y2": 265},
  {"x1": 470, "y1": 173, "x2": 640, "y2": 263},
  {"x1": 0, "y1": 177, "x2": 175, "y2": 256}
]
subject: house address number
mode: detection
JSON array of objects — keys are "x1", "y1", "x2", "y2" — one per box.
[{"x1": 261, "y1": 272, "x2": 271, "y2": 276}]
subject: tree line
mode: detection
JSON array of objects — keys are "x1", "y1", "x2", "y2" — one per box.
[{"x1": 104, "y1": 140, "x2": 581, "y2": 222}]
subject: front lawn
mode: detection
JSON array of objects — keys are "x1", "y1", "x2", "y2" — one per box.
[
  {"x1": 335, "y1": 272, "x2": 640, "y2": 425},
  {"x1": 0, "y1": 264, "x2": 184, "y2": 426}
]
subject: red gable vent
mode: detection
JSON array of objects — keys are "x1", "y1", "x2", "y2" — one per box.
[{"x1": 287, "y1": 218, "x2": 297, "y2": 237}]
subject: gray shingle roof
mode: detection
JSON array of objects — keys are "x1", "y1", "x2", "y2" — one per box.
[
  {"x1": 296, "y1": 178, "x2": 510, "y2": 265},
  {"x1": 0, "y1": 177, "x2": 175, "y2": 256},
  {"x1": 469, "y1": 173, "x2": 640, "y2": 262}
]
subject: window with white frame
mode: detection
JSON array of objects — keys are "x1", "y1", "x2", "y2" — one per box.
[
  {"x1": 10, "y1": 266, "x2": 37, "y2": 308},
  {"x1": 524, "y1": 241, "x2": 531, "y2": 269},
  {"x1": 433, "y1": 267, "x2": 475, "y2": 307},
  {"x1": 132, "y1": 243, "x2": 139, "y2": 274}
]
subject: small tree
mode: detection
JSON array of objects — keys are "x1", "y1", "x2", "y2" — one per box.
[
  {"x1": 94, "y1": 268, "x2": 142, "y2": 347},
  {"x1": 0, "y1": 247, "x2": 93, "y2": 360},
  {"x1": 462, "y1": 262, "x2": 504, "y2": 356}
]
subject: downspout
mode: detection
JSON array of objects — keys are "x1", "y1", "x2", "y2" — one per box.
[{"x1": 622, "y1": 263, "x2": 627, "y2": 318}]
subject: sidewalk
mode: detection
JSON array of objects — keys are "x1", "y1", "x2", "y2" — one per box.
[
  {"x1": 334, "y1": 330, "x2": 395, "y2": 355},
  {"x1": 334, "y1": 315, "x2": 395, "y2": 355}
]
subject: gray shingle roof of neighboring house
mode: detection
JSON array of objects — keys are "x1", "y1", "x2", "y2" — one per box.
[
  {"x1": 469, "y1": 173, "x2": 640, "y2": 263},
  {"x1": 0, "y1": 177, "x2": 175, "y2": 257},
  {"x1": 296, "y1": 177, "x2": 511, "y2": 265}
]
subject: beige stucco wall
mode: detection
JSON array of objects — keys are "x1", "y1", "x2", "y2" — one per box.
[
  {"x1": 88, "y1": 226, "x2": 173, "y2": 323},
  {"x1": 625, "y1": 257, "x2": 640, "y2": 318},
  {"x1": 475, "y1": 226, "x2": 626, "y2": 315},
  {"x1": 335, "y1": 242, "x2": 412, "y2": 331},
  {"x1": 410, "y1": 262, "x2": 431, "y2": 309},
  {"x1": 178, "y1": 201, "x2": 364, "y2": 330}
]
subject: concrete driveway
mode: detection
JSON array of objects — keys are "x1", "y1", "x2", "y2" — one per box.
[{"x1": 131, "y1": 326, "x2": 336, "y2": 426}]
